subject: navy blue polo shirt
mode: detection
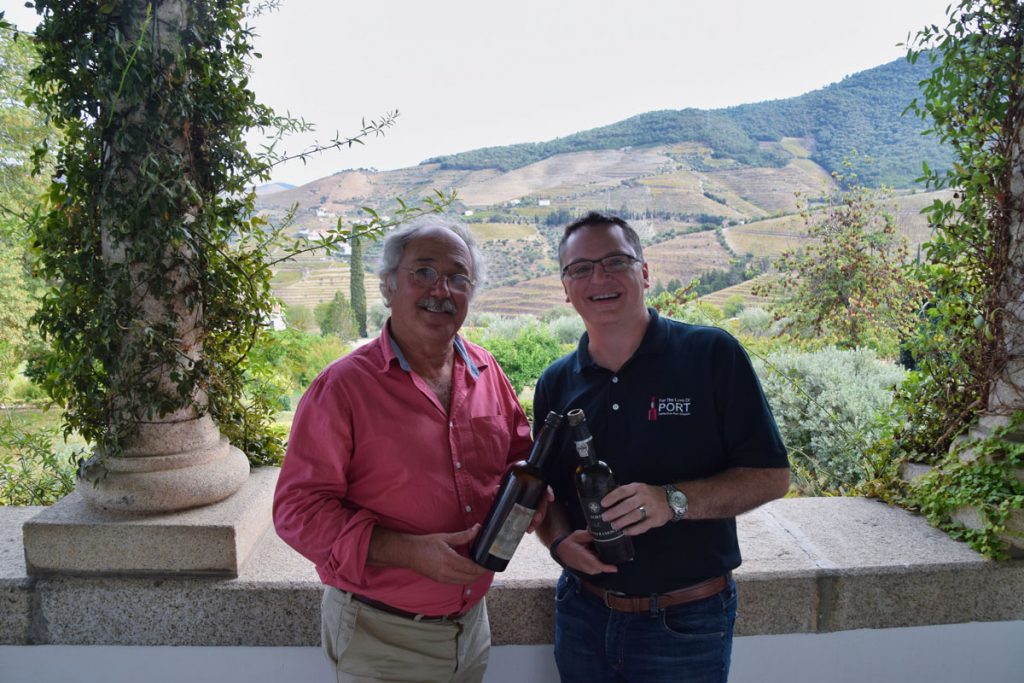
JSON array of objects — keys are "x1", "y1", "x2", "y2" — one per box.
[{"x1": 534, "y1": 309, "x2": 788, "y2": 595}]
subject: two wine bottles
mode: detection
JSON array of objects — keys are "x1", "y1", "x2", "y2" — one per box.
[{"x1": 472, "y1": 407, "x2": 634, "y2": 571}]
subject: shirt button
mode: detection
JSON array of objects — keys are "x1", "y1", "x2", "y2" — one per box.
[
  {"x1": 455, "y1": 462, "x2": 462, "y2": 469},
  {"x1": 612, "y1": 403, "x2": 620, "y2": 411},
  {"x1": 465, "y1": 505, "x2": 472, "y2": 512},
  {"x1": 465, "y1": 588, "x2": 472, "y2": 596},
  {"x1": 612, "y1": 376, "x2": 619, "y2": 383},
  {"x1": 450, "y1": 421, "x2": 454, "y2": 428}
]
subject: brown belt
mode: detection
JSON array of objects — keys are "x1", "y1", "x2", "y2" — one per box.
[
  {"x1": 349, "y1": 593, "x2": 466, "y2": 623},
  {"x1": 580, "y1": 574, "x2": 730, "y2": 613}
]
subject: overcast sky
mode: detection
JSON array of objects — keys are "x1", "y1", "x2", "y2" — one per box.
[{"x1": 3, "y1": 0, "x2": 952, "y2": 186}]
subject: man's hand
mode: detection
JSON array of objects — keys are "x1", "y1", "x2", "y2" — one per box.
[
  {"x1": 599, "y1": 468, "x2": 791, "y2": 530},
  {"x1": 600, "y1": 483, "x2": 671, "y2": 535},
  {"x1": 527, "y1": 486, "x2": 554, "y2": 534},
  {"x1": 371, "y1": 525, "x2": 488, "y2": 585},
  {"x1": 552, "y1": 529, "x2": 618, "y2": 575}
]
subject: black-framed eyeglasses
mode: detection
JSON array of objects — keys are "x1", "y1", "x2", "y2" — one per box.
[
  {"x1": 561, "y1": 254, "x2": 640, "y2": 280},
  {"x1": 407, "y1": 266, "x2": 475, "y2": 293}
]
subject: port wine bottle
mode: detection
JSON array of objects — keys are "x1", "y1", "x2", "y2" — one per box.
[
  {"x1": 567, "y1": 408, "x2": 635, "y2": 565},
  {"x1": 471, "y1": 411, "x2": 563, "y2": 571}
]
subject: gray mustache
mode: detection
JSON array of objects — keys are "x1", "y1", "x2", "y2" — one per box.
[{"x1": 418, "y1": 297, "x2": 457, "y2": 314}]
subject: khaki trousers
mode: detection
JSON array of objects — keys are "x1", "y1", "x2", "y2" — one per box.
[{"x1": 321, "y1": 586, "x2": 490, "y2": 683}]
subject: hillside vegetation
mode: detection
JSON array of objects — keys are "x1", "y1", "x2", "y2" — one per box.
[{"x1": 426, "y1": 57, "x2": 950, "y2": 188}]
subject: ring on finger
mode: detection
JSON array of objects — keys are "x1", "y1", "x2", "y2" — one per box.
[{"x1": 638, "y1": 505, "x2": 647, "y2": 521}]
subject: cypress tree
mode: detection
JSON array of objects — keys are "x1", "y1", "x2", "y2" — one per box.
[{"x1": 350, "y1": 230, "x2": 367, "y2": 337}]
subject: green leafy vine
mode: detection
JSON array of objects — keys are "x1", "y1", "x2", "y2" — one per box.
[
  {"x1": 21, "y1": 1, "x2": 451, "y2": 471},
  {"x1": 865, "y1": 0, "x2": 1024, "y2": 558}
]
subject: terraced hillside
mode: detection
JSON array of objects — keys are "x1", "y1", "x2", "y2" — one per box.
[
  {"x1": 474, "y1": 229, "x2": 733, "y2": 316},
  {"x1": 698, "y1": 274, "x2": 778, "y2": 309},
  {"x1": 272, "y1": 255, "x2": 383, "y2": 310},
  {"x1": 255, "y1": 55, "x2": 952, "y2": 321},
  {"x1": 723, "y1": 189, "x2": 950, "y2": 259}
]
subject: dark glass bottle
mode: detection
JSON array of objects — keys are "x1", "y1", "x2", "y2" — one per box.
[
  {"x1": 567, "y1": 408, "x2": 635, "y2": 565},
  {"x1": 471, "y1": 411, "x2": 564, "y2": 571}
]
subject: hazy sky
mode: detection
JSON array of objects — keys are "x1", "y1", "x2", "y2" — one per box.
[{"x1": 3, "y1": 0, "x2": 952, "y2": 186}]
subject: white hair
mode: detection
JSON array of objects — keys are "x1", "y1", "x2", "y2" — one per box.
[{"x1": 377, "y1": 215, "x2": 486, "y2": 306}]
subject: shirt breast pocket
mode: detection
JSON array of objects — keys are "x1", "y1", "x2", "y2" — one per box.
[{"x1": 469, "y1": 415, "x2": 513, "y2": 482}]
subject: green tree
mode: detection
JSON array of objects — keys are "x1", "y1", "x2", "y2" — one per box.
[
  {"x1": 0, "y1": 26, "x2": 53, "y2": 401},
  {"x1": 350, "y1": 229, "x2": 367, "y2": 338},
  {"x1": 316, "y1": 291, "x2": 358, "y2": 340},
  {"x1": 284, "y1": 303, "x2": 317, "y2": 332},
  {"x1": 755, "y1": 180, "x2": 925, "y2": 355}
]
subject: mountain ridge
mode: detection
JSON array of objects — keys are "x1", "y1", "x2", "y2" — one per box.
[{"x1": 423, "y1": 56, "x2": 948, "y2": 188}]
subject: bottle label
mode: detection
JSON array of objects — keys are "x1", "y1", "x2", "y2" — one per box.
[
  {"x1": 486, "y1": 503, "x2": 534, "y2": 561},
  {"x1": 580, "y1": 496, "x2": 626, "y2": 543},
  {"x1": 574, "y1": 436, "x2": 592, "y2": 459}
]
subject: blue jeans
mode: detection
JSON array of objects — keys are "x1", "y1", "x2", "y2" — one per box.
[{"x1": 553, "y1": 571, "x2": 737, "y2": 683}]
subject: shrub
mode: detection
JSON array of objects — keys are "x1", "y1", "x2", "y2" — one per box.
[
  {"x1": 479, "y1": 315, "x2": 539, "y2": 341},
  {"x1": 737, "y1": 307, "x2": 774, "y2": 336},
  {"x1": 367, "y1": 302, "x2": 390, "y2": 332},
  {"x1": 546, "y1": 315, "x2": 585, "y2": 344},
  {"x1": 0, "y1": 413, "x2": 78, "y2": 506},
  {"x1": 722, "y1": 295, "x2": 747, "y2": 318},
  {"x1": 284, "y1": 304, "x2": 317, "y2": 333},
  {"x1": 470, "y1": 325, "x2": 563, "y2": 394},
  {"x1": 753, "y1": 347, "x2": 905, "y2": 495},
  {"x1": 247, "y1": 329, "x2": 348, "y2": 413}
]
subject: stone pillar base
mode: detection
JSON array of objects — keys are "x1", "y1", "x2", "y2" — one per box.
[
  {"x1": 21, "y1": 468, "x2": 277, "y2": 577},
  {"x1": 78, "y1": 415, "x2": 250, "y2": 513}
]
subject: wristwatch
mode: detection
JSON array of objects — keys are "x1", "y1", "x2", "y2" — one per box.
[{"x1": 664, "y1": 484, "x2": 688, "y2": 522}]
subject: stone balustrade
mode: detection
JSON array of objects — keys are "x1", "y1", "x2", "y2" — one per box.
[{"x1": 2, "y1": 469, "x2": 1023, "y2": 649}]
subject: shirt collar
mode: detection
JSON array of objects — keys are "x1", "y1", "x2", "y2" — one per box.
[
  {"x1": 379, "y1": 319, "x2": 480, "y2": 379},
  {"x1": 573, "y1": 307, "x2": 665, "y2": 373}
]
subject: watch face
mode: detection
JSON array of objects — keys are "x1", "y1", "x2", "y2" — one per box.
[{"x1": 666, "y1": 486, "x2": 687, "y2": 520}]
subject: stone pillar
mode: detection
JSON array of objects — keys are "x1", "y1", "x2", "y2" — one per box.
[
  {"x1": 22, "y1": 0, "x2": 261, "y2": 576},
  {"x1": 72, "y1": 0, "x2": 249, "y2": 514}
]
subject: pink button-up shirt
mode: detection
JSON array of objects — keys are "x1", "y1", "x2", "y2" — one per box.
[{"x1": 273, "y1": 323, "x2": 532, "y2": 616}]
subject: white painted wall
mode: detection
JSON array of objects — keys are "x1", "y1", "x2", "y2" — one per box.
[{"x1": 2, "y1": 621, "x2": 1022, "y2": 683}]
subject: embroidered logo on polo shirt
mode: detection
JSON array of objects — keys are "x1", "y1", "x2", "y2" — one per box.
[{"x1": 648, "y1": 396, "x2": 691, "y2": 420}]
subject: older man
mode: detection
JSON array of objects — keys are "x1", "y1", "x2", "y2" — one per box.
[
  {"x1": 273, "y1": 215, "x2": 532, "y2": 683},
  {"x1": 535, "y1": 212, "x2": 790, "y2": 683}
]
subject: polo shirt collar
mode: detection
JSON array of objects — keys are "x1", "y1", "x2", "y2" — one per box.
[
  {"x1": 573, "y1": 307, "x2": 666, "y2": 373},
  {"x1": 379, "y1": 319, "x2": 480, "y2": 379}
]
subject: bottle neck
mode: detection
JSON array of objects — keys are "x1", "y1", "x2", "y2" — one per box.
[
  {"x1": 527, "y1": 419, "x2": 561, "y2": 470},
  {"x1": 573, "y1": 435, "x2": 598, "y2": 465}
]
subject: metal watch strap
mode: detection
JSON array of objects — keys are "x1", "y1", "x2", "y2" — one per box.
[{"x1": 664, "y1": 484, "x2": 688, "y2": 522}]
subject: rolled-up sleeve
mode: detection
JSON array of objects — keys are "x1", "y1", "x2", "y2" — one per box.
[{"x1": 272, "y1": 373, "x2": 379, "y2": 585}]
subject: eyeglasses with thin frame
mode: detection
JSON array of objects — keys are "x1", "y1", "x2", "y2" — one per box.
[
  {"x1": 407, "y1": 266, "x2": 475, "y2": 293},
  {"x1": 561, "y1": 254, "x2": 641, "y2": 280}
]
